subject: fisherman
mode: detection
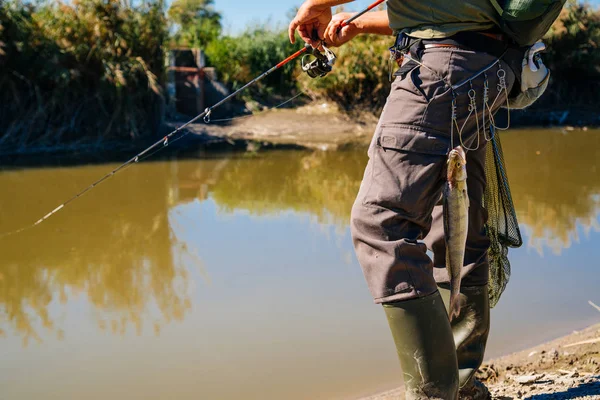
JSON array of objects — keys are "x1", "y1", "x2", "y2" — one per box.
[{"x1": 289, "y1": 1, "x2": 518, "y2": 399}]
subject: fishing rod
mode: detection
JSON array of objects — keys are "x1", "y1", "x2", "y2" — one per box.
[
  {"x1": 1, "y1": 0, "x2": 387, "y2": 238},
  {"x1": 343, "y1": 0, "x2": 387, "y2": 26}
]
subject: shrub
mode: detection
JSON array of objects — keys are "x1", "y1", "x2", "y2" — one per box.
[
  {"x1": 297, "y1": 34, "x2": 391, "y2": 112},
  {"x1": 204, "y1": 27, "x2": 299, "y2": 103},
  {"x1": 0, "y1": 0, "x2": 168, "y2": 152},
  {"x1": 541, "y1": 3, "x2": 600, "y2": 106}
]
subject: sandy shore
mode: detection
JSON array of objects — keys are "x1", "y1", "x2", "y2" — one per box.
[
  {"x1": 166, "y1": 102, "x2": 377, "y2": 151},
  {"x1": 358, "y1": 323, "x2": 600, "y2": 400}
]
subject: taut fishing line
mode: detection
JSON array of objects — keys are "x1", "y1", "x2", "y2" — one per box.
[
  {"x1": 1, "y1": 0, "x2": 388, "y2": 239},
  {"x1": 0, "y1": 92, "x2": 307, "y2": 239}
]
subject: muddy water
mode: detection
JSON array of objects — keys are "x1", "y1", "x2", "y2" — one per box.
[{"x1": 0, "y1": 128, "x2": 599, "y2": 400}]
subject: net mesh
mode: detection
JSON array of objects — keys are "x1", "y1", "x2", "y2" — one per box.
[{"x1": 484, "y1": 128, "x2": 523, "y2": 308}]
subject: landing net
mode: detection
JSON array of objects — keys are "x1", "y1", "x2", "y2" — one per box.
[{"x1": 483, "y1": 126, "x2": 523, "y2": 308}]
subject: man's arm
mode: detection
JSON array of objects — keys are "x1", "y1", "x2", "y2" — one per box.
[
  {"x1": 324, "y1": 10, "x2": 392, "y2": 47},
  {"x1": 288, "y1": 0, "x2": 356, "y2": 47}
]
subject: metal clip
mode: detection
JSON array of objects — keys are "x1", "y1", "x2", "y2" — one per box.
[
  {"x1": 204, "y1": 108, "x2": 212, "y2": 123},
  {"x1": 497, "y1": 68, "x2": 507, "y2": 92},
  {"x1": 468, "y1": 87, "x2": 477, "y2": 112},
  {"x1": 483, "y1": 74, "x2": 489, "y2": 105}
]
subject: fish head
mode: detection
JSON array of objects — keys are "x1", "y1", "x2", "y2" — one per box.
[{"x1": 447, "y1": 146, "x2": 467, "y2": 184}]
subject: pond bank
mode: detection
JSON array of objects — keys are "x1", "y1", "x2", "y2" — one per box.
[
  {"x1": 359, "y1": 322, "x2": 600, "y2": 400},
  {"x1": 2, "y1": 102, "x2": 597, "y2": 160},
  {"x1": 165, "y1": 102, "x2": 598, "y2": 154},
  {"x1": 165, "y1": 102, "x2": 378, "y2": 152}
]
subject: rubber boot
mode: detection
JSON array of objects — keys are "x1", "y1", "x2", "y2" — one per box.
[
  {"x1": 438, "y1": 284, "x2": 491, "y2": 400},
  {"x1": 383, "y1": 291, "x2": 459, "y2": 400}
]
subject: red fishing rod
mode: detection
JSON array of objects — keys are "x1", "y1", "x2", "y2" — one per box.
[
  {"x1": 1, "y1": 0, "x2": 388, "y2": 237},
  {"x1": 340, "y1": 0, "x2": 386, "y2": 28}
]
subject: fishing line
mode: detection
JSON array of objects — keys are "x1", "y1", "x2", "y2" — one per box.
[
  {"x1": 208, "y1": 91, "x2": 305, "y2": 123},
  {"x1": 126, "y1": 92, "x2": 307, "y2": 162},
  {"x1": 0, "y1": 92, "x2": 307, "y2": 240},
  {"x1": 0, "y1": 0, "x2": 388, "y2": 239}
]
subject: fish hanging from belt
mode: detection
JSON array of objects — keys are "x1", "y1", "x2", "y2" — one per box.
[{"x1": 444, "y1": 146, "x2": 469, "y2": 321}]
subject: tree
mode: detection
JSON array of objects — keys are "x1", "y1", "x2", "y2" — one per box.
[{"x1": 168, "y1": 0, "x2": 221, "y2": 48}]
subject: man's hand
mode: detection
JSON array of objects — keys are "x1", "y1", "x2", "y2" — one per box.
[
  {"x1": 323, "y1": 12, "x2": 360, "y2": 47},
  {"x1": 288, "y1": 1, "x2": 333, "y2": 48}
]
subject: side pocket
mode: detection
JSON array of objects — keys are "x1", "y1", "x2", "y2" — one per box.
[
  {"x1": 362, "y1": 125, "x2": 448, "y2": 214},
  {"x1": 377, "y1": 125, "x2": 451, "y2": 155},
  {"x1": 409, "y1": 65, "x2": 451, "y2": 103}
]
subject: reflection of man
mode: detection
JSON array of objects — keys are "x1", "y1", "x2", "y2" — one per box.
[{"x1": 290, "y1": 1, "x2": 516, "y2": 399}]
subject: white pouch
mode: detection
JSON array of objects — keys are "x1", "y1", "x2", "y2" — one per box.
[{"x1": 508, "y1": 41, "x2": 551, "y2": 109}]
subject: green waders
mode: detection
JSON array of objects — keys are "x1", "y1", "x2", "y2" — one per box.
[
  {"x1": 439, "y1": 284, "x2": 491, "y2": 399},
  {"x1": 383, "y1": 286, "x2": 490, "y2": 400},
  {"x1": 383, "y1": 291, "x2": 459, "y2": 400}
]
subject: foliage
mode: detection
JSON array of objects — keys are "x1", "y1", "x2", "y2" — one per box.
[
  {"x1": 297, "y1": 34, "x2": 392, "y2": 112},
  {"x1": 539, "y1": 3, "x2": 600, "y2": 107},
  {"x1": 0, "y1": 0, "x2": 168, "y2": 151},
  {"x1": 168, "y1": 0, "x2": 221, "y2": 48},
  {"x1": 204, "y1": 26, "x2": 299, "y2": 102}
]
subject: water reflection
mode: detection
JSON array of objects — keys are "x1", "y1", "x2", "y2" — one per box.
[
  {"x1": 0, "y1": 128, "x2": 598, "y2": 342},
  {"x1": 0, "y1": 129, "x2": 599, "y2": 400},
  {"x1": 178, "y1": 150, "x2": 367, "y2": 226},
  {"x1": 501, "y1": 129, "x2": 600, "y2": 254},
  {"x1": 178, "y1": 129, "x2": 600, "y2": 254},
  {"x1": 0, "y1": 164, "x2": 192, "y2": 344}
]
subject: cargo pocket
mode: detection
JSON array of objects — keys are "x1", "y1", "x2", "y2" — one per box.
[
  {"x1": 408, "y1": 64, "x2": 451, "y2": 104},
  {"x1": 361, "y1": 125, "x2": 449, "y2": 220},
  {"x1": 405, "y1": 50, "x2": 453, "y2": 131}
]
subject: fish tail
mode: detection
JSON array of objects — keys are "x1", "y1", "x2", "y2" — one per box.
[{"x1": 449, "y1": 292, "x2": 461, "y2": 321}]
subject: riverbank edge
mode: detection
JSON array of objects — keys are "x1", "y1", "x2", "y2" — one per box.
[
  {"x1": 358, "y1": 322, "x2": 600, "y2": 400},
  {"x1": 2, "y1": 103, "x2": 597, "y2": 160}
]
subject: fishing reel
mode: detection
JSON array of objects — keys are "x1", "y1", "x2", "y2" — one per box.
[{"x1": 302, "y1": 43, "x2": 337, "y2": 78}]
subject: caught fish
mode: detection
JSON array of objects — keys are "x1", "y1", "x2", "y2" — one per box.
[{"x1": 444, "y1": 146, "x2": 469, "y2": 321}]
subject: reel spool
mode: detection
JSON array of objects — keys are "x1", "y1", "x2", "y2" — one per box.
[{"x1": 302, "y1": 43, "x2": 337, "y2": 78}]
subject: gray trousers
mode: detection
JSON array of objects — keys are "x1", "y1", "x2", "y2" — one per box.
[{"x1": 351, "y1": 47, "x2": 516, "y2": 304}]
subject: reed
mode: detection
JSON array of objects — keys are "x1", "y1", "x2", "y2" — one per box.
[{"x1": 0, "y1": 0, "x2": 168, "y2": 153}]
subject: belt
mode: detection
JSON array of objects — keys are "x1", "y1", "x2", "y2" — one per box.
[
  {"x1": 420, "y1": 31, "x2": 510, "y2": 58},
  {"x1": 390, "y1": 30, "x2": 525, "y2": 97},
  {"x1": 391, "y1": 30, "x2": 510, "y2": 59}
]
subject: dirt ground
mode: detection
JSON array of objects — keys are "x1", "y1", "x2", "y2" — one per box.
[
  {"x1": 166, "y1": 102, "x2": 377, "y2": 151},
  {"x1": 360, "y1": 323, "x2": 600, "y2": 400},
  {"x1": 479, "y1": 322, "x2": 600, "y2": 399}
]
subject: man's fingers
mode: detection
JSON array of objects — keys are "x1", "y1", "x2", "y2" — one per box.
[
  {"x1": 288, "y1": 19, "x2": 299, "y2": 43},
  {"x1": 325, "y1": 20, "x2": 342, "y2": 46},
  {"x1": 323, "y1": 24, "x2": 332, "y2": 44},
  {"x1": 298, "y1": 25, "x2": 313, "y2": 46},
  {"x1": 299, "y1": 25, "x2": 321, "y2": 47},
  {"x1": 317, "y1": 24, "x2": 327, "y2": 45}
]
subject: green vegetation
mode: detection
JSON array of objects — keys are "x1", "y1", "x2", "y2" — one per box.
[
  {"x1": 297, "y1": 34, "x2": 391, "y2": 112},
  {"x1": 168, "y1": 0, "x2": 221, "y2": 48},
  {"x1": 536, "y1": 4, "x2": 600, "y2": 112},
  {"x1": 204, "y1": 27, "x2": 299, "y2": 102},
  {"x1": 0, "y1": 1, "x2": 598, "y2": 152},
  {"x1": 0, "y1": 0, "x2": 167, "y2": 152}
]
